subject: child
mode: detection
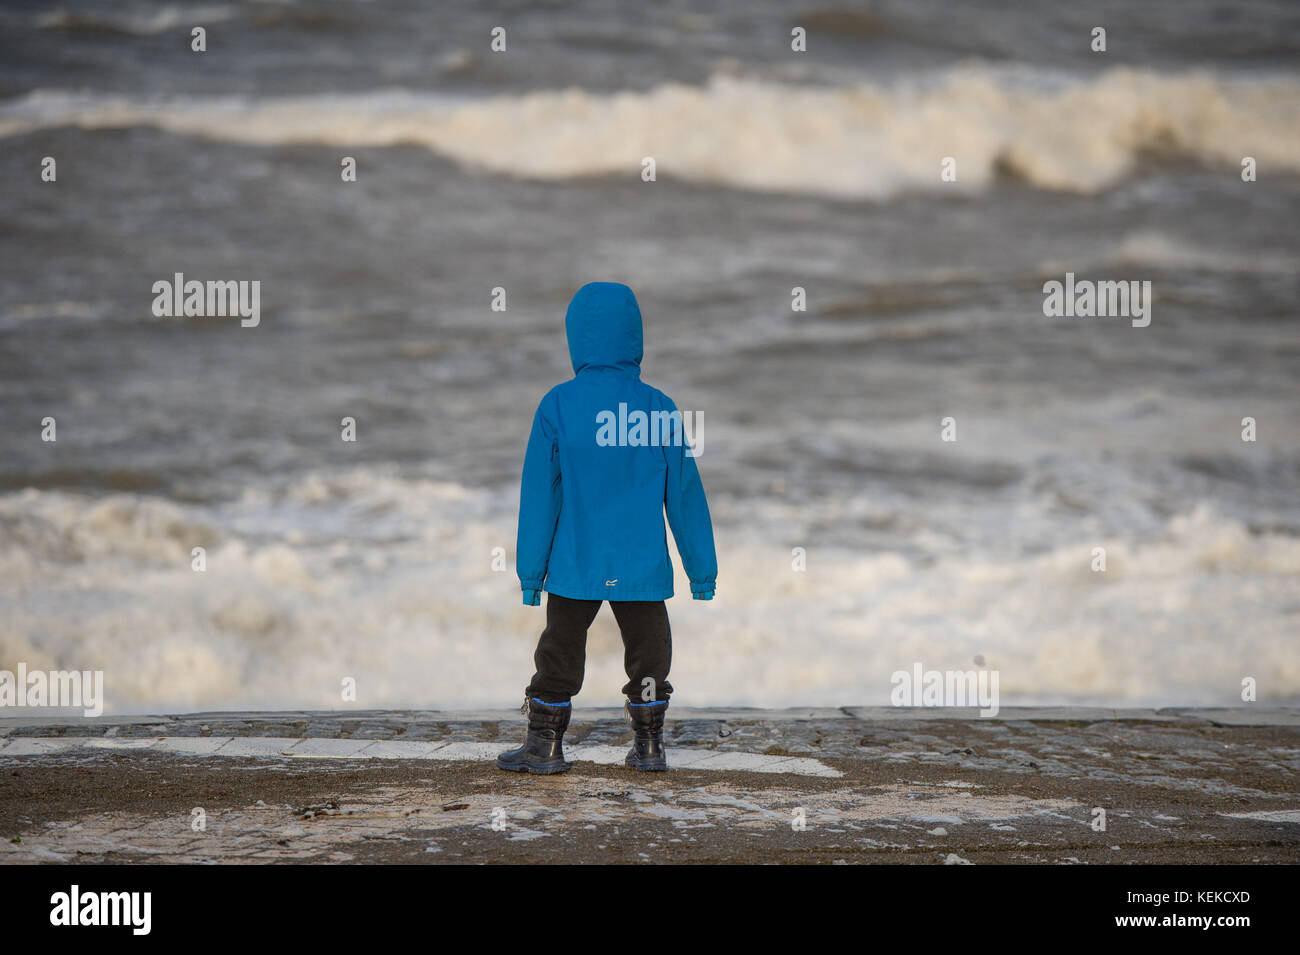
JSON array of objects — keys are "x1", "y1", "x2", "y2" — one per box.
[{"x1": 498, "y1": 282, "x2": 717, "y2": 774}]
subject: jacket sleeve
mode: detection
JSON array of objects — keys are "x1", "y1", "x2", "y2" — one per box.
[
  {"x1": 516, "y1": 396, "x2": 562, "y2": 605},
  {"x1": 663, "y1": 397, "x2": 717, "y2": 599}
]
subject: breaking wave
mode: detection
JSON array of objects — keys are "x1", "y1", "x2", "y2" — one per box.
[
  {"x1": 2, "y1": 67, "x2": 1297, "y2": 197},
  {"x1": 2, "y1": 475, "x2": 1298, "y2": 712}
]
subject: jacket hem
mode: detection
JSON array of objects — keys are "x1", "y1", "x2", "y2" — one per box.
[{"x1": 543, "y1": 582, "x2": 675, "y2": 602}]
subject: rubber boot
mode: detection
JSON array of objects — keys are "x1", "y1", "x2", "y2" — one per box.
[
  {"x1": 624, "y1": 700, "x2": 669, "y2": 771},
  {"x1": 497, "y1": 697, "x2": 572, "y2": 774}
]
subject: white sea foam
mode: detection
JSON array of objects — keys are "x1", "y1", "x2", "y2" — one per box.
[
  {"x1": 2, "y1": 68, "x2": 1297, "y2": 197},
  {"x1": 1, "y1": 471, "x2": 1296, "y2": 713},
  {"x1": 1055, "y1": 231, "x2": 1300, "y2": 277}
]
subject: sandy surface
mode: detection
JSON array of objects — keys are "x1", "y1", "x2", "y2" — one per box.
[{"x1": 1, "y1": 708, "x2": 1297, "y2": 864}]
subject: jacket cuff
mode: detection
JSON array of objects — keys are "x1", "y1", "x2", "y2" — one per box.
[
  {"x1": 691, "y1": 589, "x2": 714, "y2": 601},
  {"x1": 522, "y1": 589, "x2": 541, "y2": 606}
]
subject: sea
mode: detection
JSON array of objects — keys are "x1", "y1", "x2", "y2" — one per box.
[{"x1": 0, "y1": 0, "x2": 1297, "y2": 711}]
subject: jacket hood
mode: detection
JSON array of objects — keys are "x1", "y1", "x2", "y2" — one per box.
[{"x1": 565, "y1": 282, "x2": 643, "y2": 375}]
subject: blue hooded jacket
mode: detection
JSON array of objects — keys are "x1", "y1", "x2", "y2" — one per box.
[{"x1": 516, "y1": 282, "x2": 717, "y2": 604}]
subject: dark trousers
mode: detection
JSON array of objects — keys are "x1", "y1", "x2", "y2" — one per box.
[{"x1": 526, "y1": 594, "x2": 673, "y2": 704}]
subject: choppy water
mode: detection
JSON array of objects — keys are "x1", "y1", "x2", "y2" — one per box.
[{"x1": 1, "y1": 0, "x2": 1297, "y2": 711}]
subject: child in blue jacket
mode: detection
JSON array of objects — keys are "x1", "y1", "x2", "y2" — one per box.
[{"x1": 498, "y1": 282, "x2": 717, "y2": 774}]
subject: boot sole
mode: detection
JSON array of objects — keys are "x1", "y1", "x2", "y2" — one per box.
[
  {"x1": 625, "y1": 755, "x2": 668, "y2": 772},
  {"x1": 496, "y1": 757, "x2": 572, "y2": 775}
]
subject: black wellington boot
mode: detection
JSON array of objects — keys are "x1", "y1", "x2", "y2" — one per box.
[
  {"x1": 624, "y1": 700, "x2": 669, "y2": 771},
  {"x1": 497, "y1": 697, "x2": 573, "y2": 775}
]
